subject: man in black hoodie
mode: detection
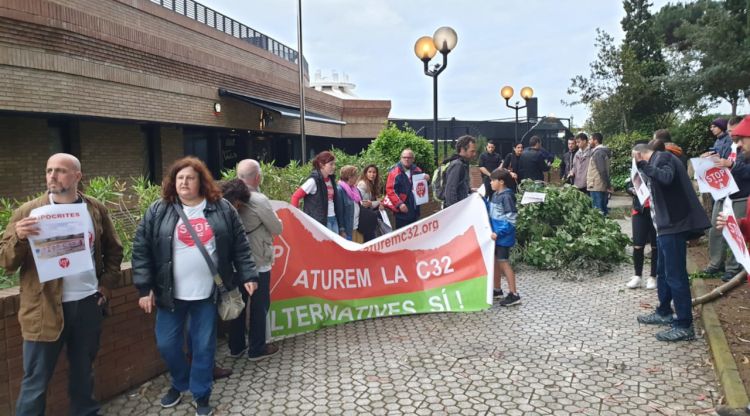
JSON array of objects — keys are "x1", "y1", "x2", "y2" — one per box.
[
  {"x1": 443, "y1": 135, "x2": 478, "y2": 208},
  {"x1": 517, "y1": 136, "x2": 550, "y2": 182},
  {"x1": 633, "y1": 142, "x2": 711, "y2": 342}
]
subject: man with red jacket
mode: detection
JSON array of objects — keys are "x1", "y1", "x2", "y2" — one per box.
[{"x1": 385, "y1": 149, "x2": 429, "y2": 229}]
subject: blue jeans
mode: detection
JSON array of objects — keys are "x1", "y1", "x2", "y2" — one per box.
[
  {"x1": 156, "y1": 298, "x2": 216, "y2": 401},
  {"x1": 229, "y1": 271, "x2": 270, "y2": 356},
  {"x1": 655, "y1": 232, "x2": 693, "y2": 328},
  {"x1": 16, "y1": 294, "x2": 103, "y2": 416},
  {"x1": 326, "y1": 216, "x2": 339, "y2": 233},
  {"x1": 590, "y1": 191, "x2": 608, "y2": 216}
]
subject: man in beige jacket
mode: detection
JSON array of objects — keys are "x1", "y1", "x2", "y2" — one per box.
[
  {"x1": 229, "y1": 159, "x2": 284, "y2": 360},
  {"x1": 0, "y1": 153, "x2": 123, "y2": 415}
]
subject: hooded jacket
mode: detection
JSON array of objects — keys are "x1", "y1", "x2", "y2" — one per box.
[
  {"x1": 443, "y1": 154, "x2": 471, "y2": 207},
  {"x1": 587, "y1": 145, "x2": 611, "y2": 192}
]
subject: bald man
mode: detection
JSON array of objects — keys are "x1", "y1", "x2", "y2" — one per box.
[
  {"x1": 230, "y1": 159, "x2": 283, "y2": 360},
  {"x1": 0, "y1": 153, "x2": 123, "y2": 415}
]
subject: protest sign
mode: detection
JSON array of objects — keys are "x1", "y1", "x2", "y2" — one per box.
[
  {"x1": 691, "y1": 157, "x2": 739, "y2": 200},
  {"x1": 268, "y1": 194, "x2": 494, "y2": 337},
  {"x1": 630, "y1": 159, "x2": 650, "y2": 206},
  {"x1": 28, "y1": 203, "x2": 93, "y2": 282},
  {"x1": 412, "y1": 173, "x2": 429, "y2": 205},
  {"x1": 721, "y1": 198, "x2": 750, "y2": 274}
]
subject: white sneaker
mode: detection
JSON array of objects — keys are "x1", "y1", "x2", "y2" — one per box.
[
  {"x1": 626, "y1": 275, "x2": 642, "y2": 289},
  {"x1": 645, "y1": 277, "x2": 657, "y2": 290}
]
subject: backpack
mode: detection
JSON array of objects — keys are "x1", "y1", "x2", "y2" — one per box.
[{"x1": 432, "y1": 160, "x2": 453, "y2": 201}]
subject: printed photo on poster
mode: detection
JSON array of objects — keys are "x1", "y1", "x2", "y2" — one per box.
[{"x1": 28, "y1": 203, "x2": 94, "y2": 282}]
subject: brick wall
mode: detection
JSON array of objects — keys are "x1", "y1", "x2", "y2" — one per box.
[
  {"x1": 0, "y1": 0, "x2": 391, "y2": 138},
  {"x1": 0, "y1": 267, "x2": 165, "y2": 415},
  {"x1": 79, "y1": 121, "x2": 146, "y2": 184},
  {"x1": 0, "y1": 116, "x2": 50, "y2": 199},
  {"x1": 160, "y1": 126, "x2": 184, "y2": 177}
]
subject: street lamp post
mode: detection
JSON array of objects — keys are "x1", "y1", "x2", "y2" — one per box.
[
  {"x1": 414, "y1": 27, "x2": 458, "y2": 167},
  {"x1": 500, "y1": 86, "x2": 534, "y2": 143}
]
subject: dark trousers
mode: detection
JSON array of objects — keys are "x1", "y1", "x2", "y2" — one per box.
[
  {"x1": 591, "y1": 191, "x2": 609, "y2": 216},
  {"x1": 394, "y1": 215, "x2": 417, "y2": 230},
  {"x1": 16, "y1": 294, "x2": 103, "y2": 416},
  {"x1": 655, "y1": 232, "x2": 693, "y2": 328},
  {"x1": 228, "y1": 271, "x2": 271, "y2": 356}
]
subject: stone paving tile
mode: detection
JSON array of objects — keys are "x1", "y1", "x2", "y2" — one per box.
[{"x1": 101, "y1": 264, "x2": 721, "y2": 415}]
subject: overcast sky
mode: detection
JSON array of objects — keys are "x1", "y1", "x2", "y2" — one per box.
[{"x1": 197, "y1": 0, "x2": 742, "y2": 127}]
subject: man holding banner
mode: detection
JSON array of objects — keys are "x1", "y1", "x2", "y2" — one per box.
[{"x1": 633, "y1": 142, "x2": 711, "y2": 342}]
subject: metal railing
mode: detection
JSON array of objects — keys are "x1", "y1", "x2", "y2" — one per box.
[{"x1": 150, "y1": 0, "x2": 308, "y2": 74}]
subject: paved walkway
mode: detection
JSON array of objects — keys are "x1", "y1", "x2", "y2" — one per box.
[{"x1": 102, "y1": 263, "x2": 720, "y2": 415}]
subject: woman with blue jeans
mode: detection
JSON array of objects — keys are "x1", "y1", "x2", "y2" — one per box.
[
  {"x1": 291, "y1": 151, "x2": 345, "y2": 237},
  {"x1": 132, "y1": 157, "x2": 258, "y2": 416}
]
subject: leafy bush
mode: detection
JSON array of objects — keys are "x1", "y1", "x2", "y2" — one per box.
[
  {"x1": 671, "y1": 113, "x2": 721, "y2": 158},
  {"x1": 515, "y1": 180, "x2": 630, "y2": 280},
  {"x1": 364, "y1": 123, "x2": 436, "y2": 176},
  {"x1": 606, "y1": 132, "x2": 648, "y2": 190}
]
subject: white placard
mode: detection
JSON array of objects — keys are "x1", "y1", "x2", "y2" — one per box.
[
  {"x1": 412, "y1": 173, "x2": 429, "y2": 206},
  {"x1": 721, "y1": 198, "x2": 750, "y2": 273},
  {"x1": 520, "y1": 192, "x2": 546, "y2": 205},
  {"x1": 379, "y1": 209, "x2": 392, "y2": 229},
  {"x1": 631, "y1": 159, "x2": 651, "y2": 206},
  {"x1": 28, "y1": 203, "x2": 94, "y2": 282},
  {"x1": 691, "y1": 157, "x2": 739, "y2": 201}
]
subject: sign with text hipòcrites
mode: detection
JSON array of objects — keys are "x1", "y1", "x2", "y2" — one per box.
[{"x1": 268, "y1": 194, "x2": 494, "y2": 337}]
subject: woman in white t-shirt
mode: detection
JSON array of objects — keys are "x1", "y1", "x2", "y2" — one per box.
[
  {"x1": 132, "y1": 157, "x2": 258, "y2": 416},
  {"x1": 291, "y1": 151, "x2": 344, "y2": 236}
]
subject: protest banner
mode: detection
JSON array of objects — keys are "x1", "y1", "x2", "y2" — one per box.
[
  {"x1": 28, "y1": 203, "x2": 93, "y2": 282},
  {"x1": 630, "y1": 159, "x2": 650, "y2": 206},
  {"x1": 691, "y1": 157, "x2": 739, "y2": 201},
  {"x1": 412, "y1": 173, "x2": 429, "y2": 205},
  {"x1": 720, "y1": 198, "x2": 750, "y2": 274},
  {"x1": 268, "y1": 194, "x2": 494, "y2": 337}
]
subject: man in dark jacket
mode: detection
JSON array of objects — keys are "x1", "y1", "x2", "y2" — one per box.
[
  {"x1": 560, "y1": 137, "x2": 578, "y2": 184},
  {"x1": 708, "y1": 118, "x2": 732, "y2": 159},
  {"x1": 478, "y1": 141, "x2": 502, "y2": 198},
  {"x1": 517, "y1": 136, "x2": 550, "y2": 181},
  {"x1": 633, "y1": 143, "x2": 711, "y2": 342},
  {"x1": 385, "y1": 149, "x2": 428, "y2": 229},
  {"x1": 444, "y1": 135, "x2": 478, "y2": 207}
]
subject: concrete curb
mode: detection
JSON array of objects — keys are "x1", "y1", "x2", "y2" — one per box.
[{"x1": 693, "y1": 278, "x2": 750, "y2": 408}]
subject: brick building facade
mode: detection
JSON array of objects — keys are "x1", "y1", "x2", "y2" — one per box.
[{"x1": 0, "y1": 0, "x2": 391, "y2": 198}]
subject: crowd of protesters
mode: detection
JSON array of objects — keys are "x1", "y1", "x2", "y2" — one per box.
[{"x1": 6, "y1": 116, "x2": 750, "y2": 414}]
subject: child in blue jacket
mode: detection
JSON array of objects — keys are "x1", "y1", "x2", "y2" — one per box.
[{"x1": 488, "y1": 168, "x2": 521, "y2": 306}]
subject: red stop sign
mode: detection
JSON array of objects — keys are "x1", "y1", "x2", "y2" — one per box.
[
  {"x1": 705, "y1": 167, "x2": 730, "y2": 189},
  {"x1": 59, "y1": 257, "x2": 70, "y2": 268},
  {"x1": 416, "y1": 182, "x2": 426, "y2": 198}
]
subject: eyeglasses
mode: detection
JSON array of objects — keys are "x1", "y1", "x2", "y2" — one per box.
[{"x1": 401, "y1": 156, "x2": 414, "y2": 160}]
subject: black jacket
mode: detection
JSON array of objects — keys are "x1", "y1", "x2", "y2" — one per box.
[
  {"x1": 132, "y1": 198, "x2": 258, "y2": 310},
  {"x1": 730, "y1": 152, "x2": 750, "y2": 199},
  {"x1": 637, "y1": 151, "x2": 710, "y2": 237},
  {"x1": 443, "y1": 154, "x2": 471, "y2": 207},
  {"x1": 560, "y1": 150, "x2": 576, "y2": 182},
  {"x1": 518, "y1": 148, "x2": 550, "y2": 181},
  {"x1": 302, "y1": 170, "x2": 343, "y2": 226}
]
